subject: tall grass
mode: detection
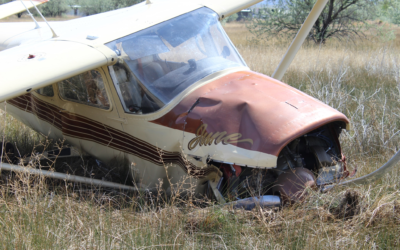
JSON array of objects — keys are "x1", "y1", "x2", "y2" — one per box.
[{"x1": 0, "y1": 22, "x2": 400, "y2": 249}]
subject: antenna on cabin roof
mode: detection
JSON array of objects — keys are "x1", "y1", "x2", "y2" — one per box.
[
  {"x1": 28, "y1": 0, "x2": 58, "y2": 38},
  {"x1": 18, "y1": 0, "x2": 40, "y2": 29}
]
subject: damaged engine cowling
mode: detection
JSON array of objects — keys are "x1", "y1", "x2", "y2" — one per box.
[
  {"x1": 208, "y1": 122, "x2": 348, "y2": 204},
  {"x1": 153, "y1": 70, "x2": 350, "y2": 206}
]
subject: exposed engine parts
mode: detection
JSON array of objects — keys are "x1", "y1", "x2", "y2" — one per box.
[
  {"x1": 275, "y1": 122, "x2": 348, "y2": 186},
  {"x1": 273, "y1": 167, "x2": 316, "y2": 203},
  {"x1": 208, "y1": 122, "x2": 348, "y2": 205}
]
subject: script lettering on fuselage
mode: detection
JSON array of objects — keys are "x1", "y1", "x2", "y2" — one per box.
[{"x1": 188, "y1": 124, "x2": 253, "y2": 150}]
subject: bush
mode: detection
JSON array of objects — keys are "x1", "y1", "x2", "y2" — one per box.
[
  {"x1": 226, "y1": 13, "x2": 238, "y2": 23},
  {"x1": 379, "y1": 0, "x2": 400, "y2": 24},
  {"x1": 248, "y1": 0, "x2": 376, "y2": 44},
  {"x1": 38, "y1": 0, "x2": 69, "y2": 17},
  {"x1": 77, "y1": 0, "x2": 143, "y2": 15},
  {"x1": 221, "y1": 13, "x2": 238, "y2": 25}
]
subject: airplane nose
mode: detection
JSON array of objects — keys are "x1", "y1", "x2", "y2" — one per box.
[{"x1": 152, "y1": 71, "x2": 349, "y2": 168}]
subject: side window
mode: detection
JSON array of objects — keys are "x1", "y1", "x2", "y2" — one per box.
[
  {"x1": 109, "y1": 63, "x2": 160, "y2": 115},
  {"x1": 35, "y1": 85, "x2": 54, "y2": 97},
  {"x1": 58, "y1": 70, "x2": 110, "y2": 109}
]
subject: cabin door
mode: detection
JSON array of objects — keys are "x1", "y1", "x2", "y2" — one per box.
[{"x1": 55, "y1": 67, "x2": 126, "y2": 162}]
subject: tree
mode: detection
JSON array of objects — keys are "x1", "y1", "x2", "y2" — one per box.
[
  {"x1": 116, "y1": 0, "x2": 145, "y2": 8},
  {"x1": 221, "y1": 13, "x2": 238, "y2": 25},
  {"x1": 37, "y1": 0, "x2": 69, "y2": 17},
  {"x1": 76, "y1": 0, "x2": 144, "y2": 16},
  {"x1": 248, "y1": 0, "x2": 376, "y2": 44},
  {"x1": 379, "y1": 0, "x2": 400, "y2": 24}
]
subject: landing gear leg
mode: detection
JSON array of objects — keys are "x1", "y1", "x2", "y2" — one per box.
[{"x1": 208, "y1": 178, "x2": 226, "y2": 204}]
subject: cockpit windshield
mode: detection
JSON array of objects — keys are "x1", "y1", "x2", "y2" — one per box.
[{"x1": 106, "y1": 7, "x2": 246, "y2": 114}]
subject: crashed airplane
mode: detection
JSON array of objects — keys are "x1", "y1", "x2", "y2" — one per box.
[{"x1": 0, "y1": 0, "x2": 399, "y2": 208}]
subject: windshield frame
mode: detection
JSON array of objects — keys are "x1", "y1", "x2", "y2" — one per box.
[{"x1": 106, "y1": 7, "x2": 247, "y2": 115}]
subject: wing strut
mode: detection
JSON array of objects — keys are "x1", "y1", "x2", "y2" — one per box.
[
  {"x1": 18, "y1": 0, "x2": 40, "y2": 29},
  {"x1": 0, "y1": 163, "x2": 142, "y2": 192},
  {"x1": 27, "y1": 0, "x2": 58, "y2": 38},
  {"x1": 272, "y1": 0, "x2": 328, "y2": 81}
]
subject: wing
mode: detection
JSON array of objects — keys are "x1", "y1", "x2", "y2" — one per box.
[
  {"x1": 0, "y1": 0, "x2": 48, "y2": 20},
  {"x1": 0, "y1": 41, "x2": 112, "y2": 102},
  {"x1": 201, "y1": 0, "x2": 262, "y2": 19},
  {"x1": 0, "y1": 0, "x2": 261, "y2": 103}
]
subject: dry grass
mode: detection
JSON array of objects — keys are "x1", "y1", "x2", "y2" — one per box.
[
  {"x1": 1, "y1": 21, "x2": 400, "y2": 249},
  {"x1": 227, "y1": 22, "x2": 400, "y2": 74}
]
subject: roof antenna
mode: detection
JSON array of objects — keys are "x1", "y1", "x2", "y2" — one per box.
[
  {"x1": 28, "y1": 0, "x2": 58, "y2": 38},
  {"x1": 18, "y1": 0, "x2": 40, "y2": 29}
]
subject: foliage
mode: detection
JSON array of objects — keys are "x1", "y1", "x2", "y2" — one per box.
[
  {"x1": 76, "y1": 0, "x2": 144, "y2": 16},
  {"x1": 221, "y1": 13, "x2": 238, "y2": 25},
  {"x1": 117, "y1": 0, "x2": 145, "y2": 7},
  {"x1": 378, "y1": 0, "x2": 400, "y2": 24},
  {"x1": 226, "y1": 13, "x2": 239, "y2": 23},
  {"x1": 0, "y1": 0, "x2": 145, "y2": 17},
  {"x1": 76, "y1": 0, "x2": 114, "y2": 15},
  {"x1": 37, "y1": 0, "x2": 69, "y2": 17},
  {"x1": 248, "y1": 0, "x2": 376, "y2": 44}
]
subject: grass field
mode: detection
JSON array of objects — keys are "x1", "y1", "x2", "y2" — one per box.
[{"x1": 1, "y1": 20, "x2": 400, "y2": 249}]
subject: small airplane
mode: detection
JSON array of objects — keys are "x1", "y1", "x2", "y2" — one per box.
[{"x1": 0, "y1": 0, "x2": 399, "y2": 208}]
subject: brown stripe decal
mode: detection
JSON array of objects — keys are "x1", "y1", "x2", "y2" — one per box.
[{"x1": 8, "y1": 94, "x2": 217, "y2": 178}]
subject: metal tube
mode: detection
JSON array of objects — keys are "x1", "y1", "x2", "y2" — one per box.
[
  {"x1": 322, "y1": 150, "x2": 400, "y2": 192},
  {"x1": 271, "y1": 0, "x2": 329, "y2": 81},
  {"x1": 224, "y1": 195, "x2": 281, "y2": 210},
  {"x1": 19, "y1": 0, "x2": 40, "y2": 29},
  {"x1": 28, "y1": 0, "x2": 58, "y2": 38},
  {"x1": 0, "y1": 163, "x2": 140, "y2": 192}
]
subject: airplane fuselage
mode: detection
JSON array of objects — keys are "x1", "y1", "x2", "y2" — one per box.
[{"x1": 0, "y1": 1, "x2": 350, "y2": 201}]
